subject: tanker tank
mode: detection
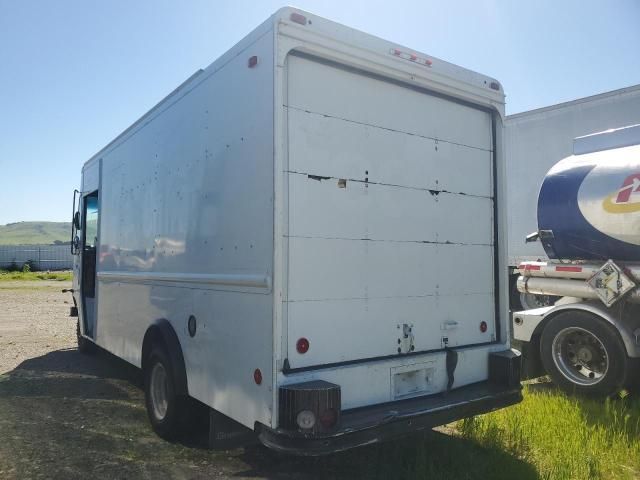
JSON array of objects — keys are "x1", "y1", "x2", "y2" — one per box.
[{"x1": 536, "y1": 126, "x2": 640, "y2": 261}]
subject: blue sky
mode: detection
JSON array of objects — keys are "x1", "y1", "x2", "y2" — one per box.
[{"x1": 0, "y1": 0, "x2": 638, "y2": 225}]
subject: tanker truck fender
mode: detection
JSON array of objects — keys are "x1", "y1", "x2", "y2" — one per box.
[
  {"x1": 514, "y1": 301, "x2": 640, "y2": 358},
  {"x1": 513, "y1": 300, "x2": 640, "y2": 382}
]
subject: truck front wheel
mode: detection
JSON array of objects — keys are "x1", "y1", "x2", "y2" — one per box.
[
  {"x1": 540, "y1": 311, "x2": 627, "y2": 396},
  {"x1": 143, "y1": 346, "x2": 190, "y2": 440}
]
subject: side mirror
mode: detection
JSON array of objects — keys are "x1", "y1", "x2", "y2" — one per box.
[{"x1": 73, "y1": 211, "x2": 81, "y2": 230}]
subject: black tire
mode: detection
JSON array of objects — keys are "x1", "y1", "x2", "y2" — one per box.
[
  {"x1": 540, "y1": 311, "x2": 628, "y2": 396},
  {"x1": 77, "y1": 319, "x2": 95, "y2": 354},
  {"x1": 143, "y1": 346, "x2": 190, "y2": 440}
]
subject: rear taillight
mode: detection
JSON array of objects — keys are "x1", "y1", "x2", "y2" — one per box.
[
  {"x1": 296, "y1": 337, "x2": 310, "y2": 354},
  {"x1": 319, "y1": 408, "x2": 338, "y2": 429},
  {"x1": 279, "y1": 381, "x2": 341, "y2": 434}
]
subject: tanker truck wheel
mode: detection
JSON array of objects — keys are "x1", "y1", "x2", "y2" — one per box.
[{"x1": 540, "y1": 311, "x2": 627, "y2": 396}]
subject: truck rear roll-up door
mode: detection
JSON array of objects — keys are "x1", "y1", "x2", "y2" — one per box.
[{"x1": 285, "y1": 53, "x2": 496, "y2": 370}]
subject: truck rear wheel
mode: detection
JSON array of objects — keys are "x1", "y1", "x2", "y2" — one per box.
[
  {"x1": 144, "y1": 346, "x2": 190, "y2": 440},
  {"x1": 540, "y1": 311, "x2": 627, "y2": 396}
]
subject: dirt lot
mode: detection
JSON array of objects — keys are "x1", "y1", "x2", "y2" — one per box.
[
  {"x1": 0, "y1": 281, "x2": 75, "y2": 374},
  {"x1": 0, "y1": 282, "x2": 536, "y2": 480}
]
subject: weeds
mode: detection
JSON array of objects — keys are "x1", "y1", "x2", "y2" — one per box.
[
  {"x1": 0, "y1": 270, "x2": 72, "y2": 282},
  {"x1": 458, "y1": 384, "x2": 640, "y2": 480},
  {"x1": 3, "y1": 260, "x2": 37, "y2": 273}
]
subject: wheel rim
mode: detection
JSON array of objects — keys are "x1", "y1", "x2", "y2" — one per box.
[
  {"x1": 551, "y1": 326, "x2": 609, "y2": 386},
  {"x1": 520, "y1": 292, "x2": 554, "y2": 310},
  {"x1": 150, "y1": 362, "x2": 169, "y2": 420}
]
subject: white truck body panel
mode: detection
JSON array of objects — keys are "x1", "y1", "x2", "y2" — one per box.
[
  {"x1": 74, "y1": 7, "x2": 511, "y2": 433},
  {"x1": 505, "y1": 85, "x2": 640, "y2": 266},
  {"x1": 285, "y1": 53, "x2": 496, "y2": 369},
  {"x1": 77, "y1": 17, "x2": 277, "y2": 427}
]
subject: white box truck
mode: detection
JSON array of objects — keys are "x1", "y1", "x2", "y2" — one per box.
[
  {"x1": 69, "y1": 7, "x2": 521, "y2": 454},
  {"x1": 505, "y1": 85, "x2": 640, "y2": 309}
]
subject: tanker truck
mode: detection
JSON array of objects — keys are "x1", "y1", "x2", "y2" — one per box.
[
  {"x1": 513, "y1": 124, "x2": 640, "y2": 395},
  {"x1": 505, "y1": 84, "x2": 640, "y2": 311}
]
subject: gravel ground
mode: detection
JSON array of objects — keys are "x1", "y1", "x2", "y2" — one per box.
[
  {"x1": 0, "y1": 283, "x2": 382, "y2": 479},
  {"x1": 0, "y1": 281, "x2": 75, "y2": 374},
  {"x1": 0, "y1": 282, "x2": 314, "y2": 479},
  {"x1": 0, "y1": 282, "x2": 512, "y2": 480}
]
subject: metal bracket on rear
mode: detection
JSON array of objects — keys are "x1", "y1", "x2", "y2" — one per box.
[
  {"x1": 587, "y1": 260, "x2": 635, "y2": 307},
  {"x1": 396, "y1": 323, "x2": 415, "y2": 354}
]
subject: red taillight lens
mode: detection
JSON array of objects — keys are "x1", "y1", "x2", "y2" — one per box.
[
  {"x1": 319, "y1": 408, "x2": 338, "y2": 429},
  {"x1": 296, "y1": 337, "x2": 310, "y2": 354},
  {"x1": 254, "y1": 368, "x2": 262, "y2": 385},
  {"x1": 480, "y1": 321, "x2": 488, "y2": 333}
]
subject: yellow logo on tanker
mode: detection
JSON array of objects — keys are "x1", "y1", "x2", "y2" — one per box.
[{"x1": 603, "y1": 174, "x2": 640, "y2": 213}]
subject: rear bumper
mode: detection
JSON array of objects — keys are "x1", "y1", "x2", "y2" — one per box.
[{"x1": 258, "y1": 380, "x2": 522, "y2": 456}]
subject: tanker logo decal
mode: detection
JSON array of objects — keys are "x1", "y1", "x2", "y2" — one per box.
[
  {"x1": 602, "y1": 174, "x2": 640, "y2": 213},
  {"x1": 578, "y1": 161, "x2": 640, "y2": 246}
]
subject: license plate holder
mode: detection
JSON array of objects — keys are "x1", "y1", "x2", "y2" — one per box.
[{"x1": 391, "y1": 362, "x2": 436, "y2": 399}]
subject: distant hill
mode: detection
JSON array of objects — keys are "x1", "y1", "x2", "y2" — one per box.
[{"x1": 0, "y1": 222, "x2": 71, "y2": 245}]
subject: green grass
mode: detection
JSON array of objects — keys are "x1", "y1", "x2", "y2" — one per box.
[
  {"x1": 0, "y1": 270, "x2": 73, "y2": 281},
  {"x1": 327, "y1": 383, "x2": 640, "y2": 479},
  {"x1": 0, "y1": 221, "x2": 70, "y2": 245},
  {"x1": 457, "y1": 383, "x2": 640, "y2": 480}
]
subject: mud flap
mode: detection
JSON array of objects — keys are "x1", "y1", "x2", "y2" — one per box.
[
  {"x1": 445, "y1": 349, "x2": 458, "y2": 392},
  {"x1": 208, "y1": 408, "x2": 258, "y2": 450}
]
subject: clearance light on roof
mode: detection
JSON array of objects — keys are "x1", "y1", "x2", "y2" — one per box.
[
  {"x1": 290, "y1": 12, "x2": 307, "y2": 25},
  {"x1": 390, "y1": 48, "x2": 432, "y2": 67}
]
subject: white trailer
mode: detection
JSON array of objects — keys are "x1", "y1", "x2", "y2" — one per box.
[
  {"x1": 69, "y1": 7, "x2": 521, "y2": 454},
  {"x1": 505, "y1": 85, "x2": 640, "y2": 309}
]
